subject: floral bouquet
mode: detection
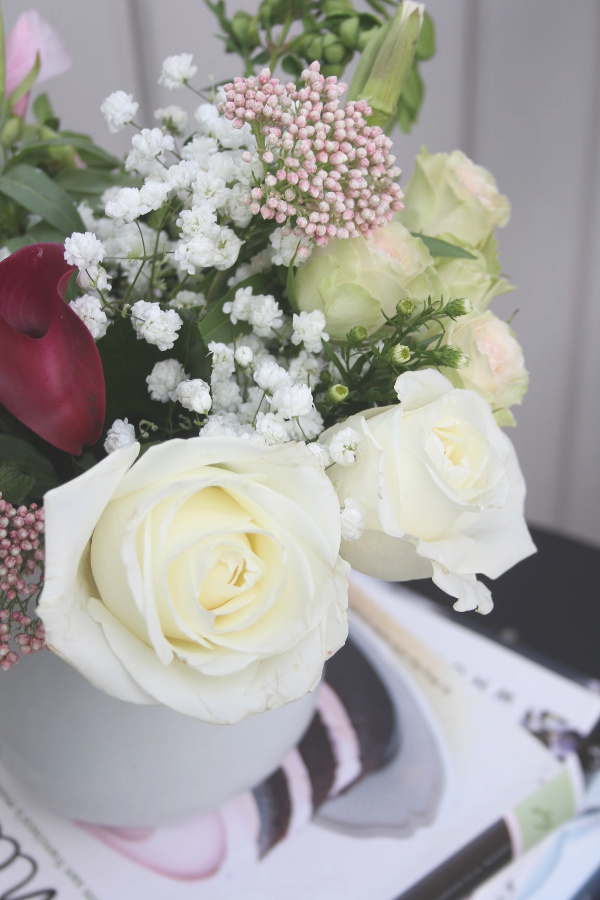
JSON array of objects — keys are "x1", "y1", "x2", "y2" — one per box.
[{"x1": 0, "y1": 0, "x2": 534, "y2": 735}]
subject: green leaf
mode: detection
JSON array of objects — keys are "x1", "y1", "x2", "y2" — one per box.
[
  {"x1": 0, "y1": 434, "x2": 58, "y2": 497},
  {"x1": 0, "y1": 463, "x2": 35, "y2": 505},
  {"x1": 173, "y1": 308, "x2": 212, "y2": 381},
  {"x1": 0, "y1": 163, "x2": 84, "y2": 236},
  {"x1": 400, "y1": 65, "x2": 423, "y2": 114},
  {"x1": 416, "y1": 12, "x2": 435, "y2": 60},
  {"x1": 55, "y1": 168, "x2": 139, "y2": 198},
  {"x1": 33, "y1": 92, "x2": 57, "y2": 126},
  {"x1": 281, "y1": 54, "x2": 303, "y2": 77},
  {"x1": 198, "y1": 274, "x2": 269, "y2": 345},
  {"x1": 97, "y1": 318, "x2": 168, "y2": 430},
  {"x1": 7, "y1": 52, "x2": 41, "y2": 110},
  {"x1": 412, "y1": 234, "x2": 477, "y2": 260},
  {"x1": 58, "y1": 132, "x2": 120, "y2": 169},
  {"x1": 286, "y1": 258, "x2": 299, "y2": 313}
]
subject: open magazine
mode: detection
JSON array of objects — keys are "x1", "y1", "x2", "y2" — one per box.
[{"x1": 0, "y1": 576, "x2": 599, "y2": 900}]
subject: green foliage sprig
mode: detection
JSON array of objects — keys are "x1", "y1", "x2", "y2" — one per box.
[{"x1": 204, "y1": 0, "x2": 434, "y2": 132}]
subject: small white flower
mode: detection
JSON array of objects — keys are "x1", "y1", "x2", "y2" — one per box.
[
  {"x1": 307, "y1": 442, "x2": 331, "y2": 468},
  {"x1": 255, "y1": 412, "x2": 289, "y2": 445},
  {"x1": 69, "y1": 294, "x2": 108, "y2": 340},
  {"x1": 192, "y1": 171, "x2": 229, "y2": 209},
  {"x1": 104, "y1": 418, "x2": 136, "y2": 454},
  {"x1": 146, "y1": 359, "x2": 188, "y2": 402},
  {"x1": 270, "y1": 384, "x2": 314, "y2": 420},
  {"x1": 223, "y1": 285, "x2": 252, "y2": 323},
  {"x1": 139, "y1": 180, "x2": 171, "y2": 212},
  {"x1": 328, "y1": 427, "x2": 362, "y2": 466},
  {"x1": 105, "y1": 187, "x2": 144, "y2": 226},
  {"x1": 248, "y1": 293, "x2": 283, "y2": 337},
  {"x1": 270, "y1": 228, "x2": 313, "y2": 267},
  {"x1": 292, "y1": 310, "x2": 329, "y2": 353},
  {"x1": 174, "y1": 379, "x2": 212, "y2": 414},
  {"x1": 126, "y1": 128, "x2": 175, "y2": 177},
  {"x1": 76, "y1": 264, "x2": 111, "y2": 292},
  {"x1": 340, "y1": 498, "x2": 366, "y2": 541},
  {"x1": 254, "y1": 360, "x2": 292, "y2": 394},
  {"x1": 234, "y1": 345, "x2": 254, "y2": 368},
  {"x1": 177, "y1": 204, "x2": 218, "y2": 239},
  {"x1": 154, "y1": 105, "x2": 188, "y2": 134},
  {"x1": 199, "y1": 414, "x2": 240, "y2": 438},
  {"x1": 286, "y1": 406, "x2": 324, "y2": 442},
  {"x1": 159, "y1": 53, "x2": 197, "y2": 90},
  {"x1": 211, "y1": 225, "x2": 243, "y2": 271},
  {"x1": 131, "y1": 300, "x2": 183, "y2": 351},
  {"x1": 101, "y1": 91, "x2": 139, "y2": 133},
  {"x1": 208, "y1": 341, "x2": 235, "y2": 375},
  {"x1": 169, "y1": 290, "x2": 206, "y2": 310},
  {"x1": 210, "y1": 378, "x2": 242, "y2": 411},
  {"x1": 64, "y1": 232, "x2": 105, "y2": 269}
]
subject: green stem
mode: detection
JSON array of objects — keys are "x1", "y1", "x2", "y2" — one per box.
[
  {"x1": 206, "y1": 268, "x2": 229, "y2": 304},
  {"x1": 268, "y1": 14, "x2": 293, "y2": 72}
]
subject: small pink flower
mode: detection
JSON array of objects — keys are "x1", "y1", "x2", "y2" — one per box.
[{"x1": 5, "y1": 10, "x2": 71, "y2": 117}]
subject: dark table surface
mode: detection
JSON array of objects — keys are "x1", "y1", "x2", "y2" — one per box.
[{"x1": 411, "y1": 525, "x2": 600, "y2": 685}]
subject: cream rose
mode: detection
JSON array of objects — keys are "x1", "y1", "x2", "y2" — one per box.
[
  {"x1": 321, "y1": 370, "x2": 535, "y2": 613},
  {"x1": 397, "y1": 148, "x2": 510, "y2": 252},
  {"x1": 440, "y1": 310, "x2": 529, "y2": 416},
  {"x1": 38, "y1": 438, "x2": 349, "y2": 724},
  {"x1": 295, "y1": 222, "x2": 441, "y2": 340}
]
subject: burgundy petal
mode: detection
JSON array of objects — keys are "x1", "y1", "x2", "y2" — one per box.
[{"x1": 0, "y1": 243, "x2": 106, "y2": 455}]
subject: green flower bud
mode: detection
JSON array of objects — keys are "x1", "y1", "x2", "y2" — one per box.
[
  {"x1": 305, "y1": 34, "x2": 325, "y2": 61},
  {"x1": 348, "y1": 1, "x2": 424, "y2": 129},
  {"x1": 230, "y1": 11, "x2": 260, "y2": 48},
  {"x1": 322, "y1": 33, "x2": 352, "y2": 66},
  {"x1": 338, "y1": 16, "x2": 361, "y2": 50},
  {"x1": 323, "y1": 0, "x2": 355, "y2": 16},
  {"x1": 435, "y1": 347, "x2": 469, "y2": 369},
  {"x1": 444, "y1": 297, "x2": 473, "y2": 318},
  {"x1": 328, "y1": 384, "x2": 349, "y2": 403},
  {"x1": 396, "y1": 298, "x2": 414, "y2": 317},
  {"x1": 391, "y1": 344, "x2": 411, "y2": 364},
  {"x1": 0, "y1": 115, "x2": 23, "y2": 146},
  {"x1": 346, "y1": 325, "x2": 368, "y2": 344}
]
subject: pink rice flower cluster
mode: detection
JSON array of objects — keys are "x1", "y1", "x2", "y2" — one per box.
[
  {"x1": 219, "y1": 62, "x2": 403, "y2": 247},
  {"x1": 0, "y1": 492, "x2": 45, "y2": 670}
]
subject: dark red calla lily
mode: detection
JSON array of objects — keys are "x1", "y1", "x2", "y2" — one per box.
[{"x1": 0, "y1": 243, "x2": 105, "y2": 455}]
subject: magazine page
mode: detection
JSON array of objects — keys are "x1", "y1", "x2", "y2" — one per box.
[{"x1": 0, "y1": 576, "x2": 573, "y2": 900}]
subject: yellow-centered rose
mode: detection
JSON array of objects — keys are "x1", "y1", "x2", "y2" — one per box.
[{"x1": 38, "y1": 438, "x2": 349, "y2": 724}]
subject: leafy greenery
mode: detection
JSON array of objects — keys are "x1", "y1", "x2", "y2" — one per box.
[
  {"x1": 315, "y1": 295, "x2": 471, "y2": 424},
  {"x1": 204, "y1": 0, "x2": 435, "y2": 132}
]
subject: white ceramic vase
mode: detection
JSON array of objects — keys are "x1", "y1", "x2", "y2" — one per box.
[{"x1": 0, "y1": 647, "x2": 317, "y2": 827}]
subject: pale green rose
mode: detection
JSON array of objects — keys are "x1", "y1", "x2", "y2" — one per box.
[
  {"x1": 397, "y1": 148, "x2": 511, "y2": 252},
  {"x1": 434, "y1": 253, "x2": 513, "y2": 310},
  {"x1": 295, "y1": 222, "x2": 442, "y2": 340},
  {"x1": 438, "y1": 310, "x2": 529, "y2": 416}
]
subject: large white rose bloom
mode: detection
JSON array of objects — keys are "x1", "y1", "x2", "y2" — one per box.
[
  {"x1": 38, "y1": 438, "x2": 349, "y2": 724},
  {"x1": 321, "y1": 370, "x2": 535, "y2": 614}
]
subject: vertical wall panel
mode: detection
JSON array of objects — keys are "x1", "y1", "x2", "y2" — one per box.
[
  {"x1": 561, "y1": 6, "x2": 600, "y2": 545},
  {"x1": 469, "y1": 0, "x2": 599, "y2": 538}
]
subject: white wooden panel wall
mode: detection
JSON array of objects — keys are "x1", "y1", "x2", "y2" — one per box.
[{"x1": 2, "y1": 0, "x2": 600, "y2": 546}]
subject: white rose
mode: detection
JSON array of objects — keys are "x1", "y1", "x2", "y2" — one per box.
[
  {"x1": 321, "y1": 370, "x2": 535, "y2": 613},
  {"x1": 441, "y1": 310, "x2": 528, "y2": 415},
  {"x1": 38, "y1": 438, "x2": 349, "y2": 724}
]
